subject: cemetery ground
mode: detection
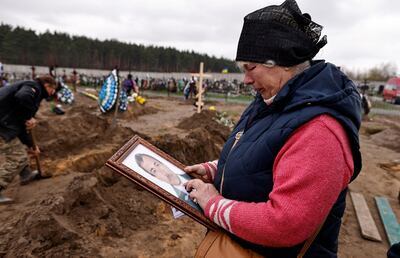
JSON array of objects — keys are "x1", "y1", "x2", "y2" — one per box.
[{"x1": 0, "y1": 93, "x2": 399, "y2": 258}]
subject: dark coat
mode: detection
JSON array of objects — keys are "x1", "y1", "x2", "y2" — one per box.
[
  {"x1": 0, "y1": 80, "x2": 49, "y2": 147},
  {"x1": 388, "y1": 243, "x2": 400, "y2": 258},
  {"x1": 214, "y1": 61, "x2": 362, "y2": 257}
]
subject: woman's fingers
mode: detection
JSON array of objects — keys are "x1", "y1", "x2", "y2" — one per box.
[
  {"x1": 185, "y1": 178, "x2": 204, "y2": 192},
  {"x1": 185, "y1": 179, "x2": 219, "y2": 209},
  {"x1": 184, "y1": 164, "x2": 211, "y2": 182},
  {"x1": 184, "y1": 165, "x2": 196, "y2": 172},
  {"x1": 184, "y1": 164, "x2": 206, "y2": 176}
]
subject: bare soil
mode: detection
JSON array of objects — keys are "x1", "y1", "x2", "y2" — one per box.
[{"x1": 0, "y1": 93, "x2": 399, "y2": 258}]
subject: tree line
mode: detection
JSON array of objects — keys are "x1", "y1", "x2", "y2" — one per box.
[
  {"x1": 0, "y1": 23, "x2": 240, "y2": 73},
  {"x1": 343, "y1": 62, "x2": 398, "y2": 82}
]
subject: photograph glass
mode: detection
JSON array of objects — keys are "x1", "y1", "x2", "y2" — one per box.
[
  {"x1": 122, "y1": 143, "x2": 201, "y2": 212},
  {"x1": 107, "y1": 135, "x2": 217, "y2": 230}
]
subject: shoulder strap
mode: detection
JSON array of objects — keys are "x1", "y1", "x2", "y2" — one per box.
[
  {"x1": 195, "y1": 230, "x2": 221, "y2": 258},
  {"x1": 297, "y1": 216, "x2": 327, "y2": 258}
]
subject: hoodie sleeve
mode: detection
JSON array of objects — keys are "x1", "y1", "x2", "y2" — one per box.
[
  {"x1": 18, "y1": 130, "x2": 34, "y2": 148},
  {"x1": 14, "y1": 84, "x2": 40, "y2": 148},
  {"x1": 14, "y1": 84, "x2": 40, "y2": 121},
  {"x1": 201, "y1": 160, "x2": 218, "y2": 182}
]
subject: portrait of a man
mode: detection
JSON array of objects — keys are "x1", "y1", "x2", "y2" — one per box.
[
  {"x1": 134, "y1": 153, "x2": 200, "y2": 211},
  {"x1": 121, "y1": 143, "x2": 201, "y2": 213}
]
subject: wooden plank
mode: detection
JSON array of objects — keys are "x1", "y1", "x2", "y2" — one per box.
[
  {"x1": 80, "y1": 91, "x2": 98, "y2": 100},
  {"x1": 375, "y1": 196, "x2": 400, "y2": 246},
  {"x1": 197, "y1": 62, "x2": 204, "y2": 114},
  {"x1": 350, "y1": 192, "x2": 382, "y2": 241}
]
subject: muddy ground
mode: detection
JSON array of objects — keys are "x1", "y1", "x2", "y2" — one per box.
[{"x1": 0, "y1": 93, "x2": 400, "y2": 258}]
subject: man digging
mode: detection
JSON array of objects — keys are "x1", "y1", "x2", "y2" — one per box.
[{"x1": 0, "y1": 75, "x2": 57, "y2": 204}]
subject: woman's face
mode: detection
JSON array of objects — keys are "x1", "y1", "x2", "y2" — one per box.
[
  {"x1": 140, "y1": 155, "x2": 181, "y2": 185},
  {"x1": 242, "y1": 63, "x2": 294, "y2": 100}
]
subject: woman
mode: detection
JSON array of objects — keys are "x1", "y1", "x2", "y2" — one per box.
[{"x1": 184, "y1": 0, "x2": 362, "y2": 257}]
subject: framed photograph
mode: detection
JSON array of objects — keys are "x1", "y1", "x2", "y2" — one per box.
[{"x1": 106, "y1": 135, "x2": 218, "y2": 230}]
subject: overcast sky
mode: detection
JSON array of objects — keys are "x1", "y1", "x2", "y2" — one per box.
[{"x1": 1, "y1": 0, "x2": 399, "y2": 73}]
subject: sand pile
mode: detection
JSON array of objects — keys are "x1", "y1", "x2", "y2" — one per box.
[
  {"x1": 361, "y1": 117, "x2": 400, "y2": 153},
  {"x1": 155, "y1": 110, "x2": 231, "y2": 164}
]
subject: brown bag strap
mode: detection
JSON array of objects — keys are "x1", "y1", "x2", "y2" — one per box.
[
  {"x1": 195, "y1": 231, "x2": 221, "y2": 258},
  {"x1": 297, "y1": 216, "x2": 327, "y2": 258}
]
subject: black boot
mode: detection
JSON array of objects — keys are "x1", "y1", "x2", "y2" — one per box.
[
  {"x1": 19, "y1": 166, "x2": 40, "y2": 185},
  {"x1": 0, "y1": 187, "x2": 13, "y2": 205}
]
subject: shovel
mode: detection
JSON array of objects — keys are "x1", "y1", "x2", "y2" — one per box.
[{"x1": 27, "y1": 129, "x2": 52, "y2": 179}]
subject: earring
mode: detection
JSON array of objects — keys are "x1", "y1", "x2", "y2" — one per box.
[{"x1": 284, "y1": 67, "x2": 290, "y2": 71}]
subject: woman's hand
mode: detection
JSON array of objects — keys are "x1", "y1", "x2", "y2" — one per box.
[
  {"x1": 184, "y1": 164, "x2": 211, "y2": 182},
  {"x1": 185, "y1": 179, "x2": 219, "y2": 210}
]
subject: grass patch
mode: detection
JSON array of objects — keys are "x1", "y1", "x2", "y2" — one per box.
[
  {"x1": 371, "y1": 100, "x2": 400, "y2": 111},
  {"x1": 205, "y1": 92, "x2": 254, "y2": 102}
]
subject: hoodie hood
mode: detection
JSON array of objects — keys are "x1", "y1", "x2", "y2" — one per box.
[
  {"x1": 271, "y1": 60, "x2": 362, "y2": 130},
  {"x1": 34, "y1": 79, "x2": 51, "y2": 100}
]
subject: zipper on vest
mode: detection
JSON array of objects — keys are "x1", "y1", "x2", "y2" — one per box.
[{"x1": 220, "y1": 130, "x2": 244, "y2": 194}]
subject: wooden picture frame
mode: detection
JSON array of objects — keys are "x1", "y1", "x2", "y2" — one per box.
[{"x1": 106, "y1": 135, "x2": 218, "y2": 230}]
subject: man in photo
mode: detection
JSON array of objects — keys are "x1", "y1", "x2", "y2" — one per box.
[{"x1": 135, "y1": 153, "x2": 200, "y2": 211}]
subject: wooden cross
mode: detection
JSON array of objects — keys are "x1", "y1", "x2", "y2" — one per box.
[
  {"x1": 191, "y1": 62, "x2": 211, "y2": 113},
  {"x1": 111, "y1": 69, "x2": 120, "y2": 129}
]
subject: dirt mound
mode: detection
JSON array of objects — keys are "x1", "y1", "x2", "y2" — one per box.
[
  {"x1": 153, "y1": 110, "x2": 232, "y2": 165},
  {"x1": 370, "y1": 128, "x2": 400, "y2": 152},
  {"x1": 177, "y1": 110, "x2": 221, "y2": 130},
  {"x1": 101, "y1": 103, "x2": 159, "y2": 121},
  {"x1": 177, "y1": 110, "x2": 230, "y2": 148},
  {"x1": 154, "y1": 128, "x2": 222, "y2": 165},
  {"x1": 379, "y1": 160, "x2": 400, "y2": 173},
  {"x1": 121, "y1": 105, "x2": 159, "y2": 119},
  {"x1": 0, "y1": 168, "x2": 203, "y2": 257},
  {"x1": 35, "y1": 109, "x2": 109, "y2": 158},
  {"x1": 33, "y1": 109, "x2": 138, "y2": 175},
  {"x1": 361, "y1": 117, "x2": 400, "y2": 153},
  {"x1": 32, "y1": 99, "x2": 155, "y2": 175},
  {"x1": 3, "y1": 212, "x2": 84, "y2": 257}
]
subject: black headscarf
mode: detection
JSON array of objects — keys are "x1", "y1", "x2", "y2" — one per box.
[{"x1": 236, "y1": 0, "x2": 327, "y2": 66}]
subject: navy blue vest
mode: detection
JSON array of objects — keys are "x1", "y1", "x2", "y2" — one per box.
[{"x1": 213, "y1": 61, "x2": 362, "y2": 257}]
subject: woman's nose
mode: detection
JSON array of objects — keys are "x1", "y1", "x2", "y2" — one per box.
[{"x1": 243, "y1": 72, "x2": 254, "y2": 85}]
